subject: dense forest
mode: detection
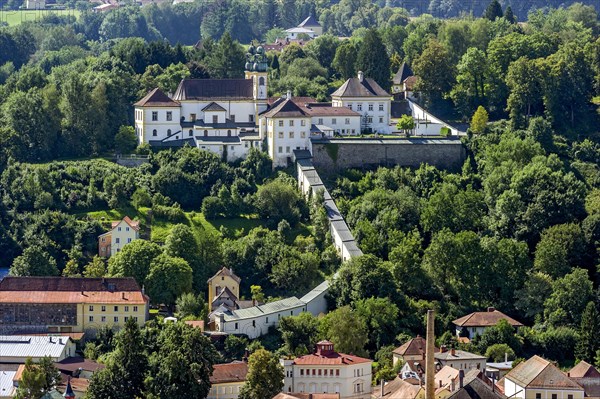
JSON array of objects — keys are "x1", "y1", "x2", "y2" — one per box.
[
  {"x1": 0, "y1": 1, "x2": 598, "y2": 167},
  {"x1": 1, "y1": 0, "x2": 600, "y2": 391}
]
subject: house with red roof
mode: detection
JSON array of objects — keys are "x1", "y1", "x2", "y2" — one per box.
[
  {"x1": 280, "y1": 341, "x2": 372, "y2": 398},
  {"x1": 98, "y1": 216, "x2": 140, "y2": 258},
  {"x1": 453, "y1": 308, "x2": 523, "y2": 340},
  {"x1": 207, "y1": 360, "x2": 249, "y2": 399},
  {"x1": 502, "y1": 356, "x2": 584, "y2": 399}
]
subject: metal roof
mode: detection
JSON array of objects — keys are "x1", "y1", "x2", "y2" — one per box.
[
  {"x1": 0, "y1": 371, "x2": 16, "y2": 398},
  {"x1": 222, "y1": 297, "x2": 306, "y2": 321},
  {"x1": 343, "y1": 241, "x2": 363, "y2": 257},
  {"x1": 300, "y1": 280, "x2": 330, "y2": 303},
  {"x1": 0, "y1": 336, "x2": 72, "y2": 360},
  {"x1": 330, "y1": 220, "x2": 354, "y2": 242}
]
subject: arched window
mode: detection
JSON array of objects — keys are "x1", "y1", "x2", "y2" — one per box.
[
  {"x1": 204, "y1": 130, "x2": 208, "y2": 136},
  {"x1": 227, "y1": 130, "x2": 232, "y2": 137},
  {"x1": 259, "y1": 77, "x2": 265, "y2": 86},
  {"x1": 189, "y1": 129, "x2": 193, "y2": 136},
  {"x1": 167, "y1": 129, "x2": 171, "y2": 135},
  {"x1": 152, "y1": 129, "x2": 157, "y2": 136}
]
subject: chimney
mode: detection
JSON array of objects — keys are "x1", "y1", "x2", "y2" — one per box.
[
  {"x1": 381, "y1": 379, "x2": 385, "y2": 397},
  {"x1": 487, "y1": 307, "x2": 495, "y2": 312},
  {"x1": 450, "y1": 348, "x2": 456, "y2": 356},
  {"x1": 505, "y1": 352, "x2": 508, "y2": 363},
  {"x1": 59, "y1": 338, "x2": 63, "y2": 345},
  {"x1": 49, "y1": 337, "x2": 54, "y2": 343},
  {"x1": 439, "y1": 380, "x2": 442, "y2": 388},
  {"x1": 459, "y1": 370, "x2": 464, "y2": 389},
  {"x1": 122, "y1": 292, "x2": 126, "y2": 300},
  {"x1": 286, "y1": 90, "x2": 292, "y2": 100},
  {"x1": 425, "y1": 310, "x2": 435, "y2": 399},
  {"x1": 440, "y1": 345, "x2": 447, "y2": 353},
  {"x1": 358, "y1": 71, "x2": 364, "y2": 82}
]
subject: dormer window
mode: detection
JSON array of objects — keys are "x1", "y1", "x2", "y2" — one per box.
[{"x1": 213, "y1": 115, "x2": 218, "y2": 124}]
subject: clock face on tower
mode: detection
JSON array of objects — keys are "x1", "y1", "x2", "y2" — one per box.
[{"x1": 258, "y1": 87, "x2": 266, "y2": 99}]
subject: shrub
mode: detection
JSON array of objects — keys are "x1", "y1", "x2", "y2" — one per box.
[{"x1": 152, "y1": 204, "x2": 186, "y2": 223}]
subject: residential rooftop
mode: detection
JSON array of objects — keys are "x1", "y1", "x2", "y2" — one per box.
[{"x1": 453, "y1": 308, "x2": 523, "y2": 328}]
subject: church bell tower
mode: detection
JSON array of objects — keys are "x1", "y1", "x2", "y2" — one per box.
[{"x1": 244, "y1": 45, "x2": 268, "y2": 101}]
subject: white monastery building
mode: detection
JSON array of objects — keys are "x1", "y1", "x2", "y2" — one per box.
[
  {"x1": 133, "y1": 42, "x2": 392, "y2": 166},
  {"x1": 281, "y1": 340, "x2": 372, "y2": 399},
  {"x1": 331, "y1": 71, "x2": 392, "y2": 134}
]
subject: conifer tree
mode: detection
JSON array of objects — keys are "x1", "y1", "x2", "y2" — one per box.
[
  {"x1": 471, "y1": 106, "x2": 489, "y2": 134},
  {"x1": 355, "y1": 29, "x2": 391, "y2": 91},
  {"x1": 484, "y1": 0, "x2": 503, "y2": 21},
  {"x1": 504, "y1": 6, "x2": 516, "y2": 23},
  {"x1": 576, "y1": 301, "x2": 600, "y2": 363}
]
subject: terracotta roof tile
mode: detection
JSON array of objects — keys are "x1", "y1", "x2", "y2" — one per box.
[
  {"x1": 453, "y1": 309, "x2": 523, "y2": 328},
  {"x1": 0, "y1": 277, "x2": 148, "y2": 304},
  {"x1": 262, "y1": 98, "x2": 308, "y2": 118},
  {"x1": 292, "y1": 351, "x2": 371, "y2": 365},
  {"x1": 111, "y1": 216, "x2": 140, "y2": 231},
  {"x1": 506, "y1": 356, "x2": 583, "y2": 390},
  {"x1": 302, "y1": 103, "x2": 361, "y2": 117},
  {"x1": 134, "y1": 88, "x2": 179, "y2": 107},
  {"x1": 569, "y1": 361, "x2": 600, "y2": 379},
  {"x1": 393, "y1": 336, "x2": 439, "y2": 357},
  {"x1": 210, "y1": 361, "x2": 248, "y2": 384}
]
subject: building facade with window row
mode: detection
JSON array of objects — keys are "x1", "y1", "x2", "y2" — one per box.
[
  {"x1": 281, "y1": 341, "x2": 372, "y2": 399},
  {"x1": 0, "y1": 277, "x2": 149, "y2": 334}
]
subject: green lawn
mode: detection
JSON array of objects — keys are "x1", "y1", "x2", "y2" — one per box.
[
  {"x1": 79, "y1": 205, "x2": 309, "y2": 244},
  {"x1": 0, "y1": 9, "x2": 80, "y2": 26}
]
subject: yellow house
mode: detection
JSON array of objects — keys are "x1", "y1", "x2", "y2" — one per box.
[
  {"x1": 208, "y1": 268, "x2": 241, "y2": 307},
  {"x1": 207, "y1": 361, "x2": 248, "y2": 399},
  {"x1": 0, "y1": 277, "x2": 149, "y2": 334}
]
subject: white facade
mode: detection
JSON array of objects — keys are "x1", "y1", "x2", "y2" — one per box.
[
  {"x1": 265, "y1": 115, "x2": 312, "y2": 167},
  {"x1": 330, "y1": 97, "x2": 390, "y2": 133},
  {"x1": 214, "y1": 280, "x2": 329, "y2": 339},
  {"x1": 281, "y1": 342, "x2": 372, "y2": 399},
  {"x1": 0, "y1": 336, "x2": 76, "y2": 363},
  {"x1": 134, "y1": 68, "x2": 268, "y2": 161},
  {"x1": 103, "y1": 218, "x2": 139, "y2": 257},
  {"x1": 135, "y1": 105, "x2": 181, "y2": 143}
]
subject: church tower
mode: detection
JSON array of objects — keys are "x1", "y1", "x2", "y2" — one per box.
[{"x1": 245, "y1": 46, "x2": 269, "y2": 118}]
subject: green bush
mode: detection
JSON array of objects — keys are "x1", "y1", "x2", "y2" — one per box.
[{"x1": 152, "y1": 204, "x2": 186, "y2": 223}]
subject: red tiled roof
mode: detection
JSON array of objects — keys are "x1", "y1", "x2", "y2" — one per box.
[
  {"x1": 184, "y1": 320, "x2": 205, "y2": 330},
  {"x1": 569, "y1": 361, "x2": 600, "y2": 379},
  {"x1": 453, "y1": 309, "x2": 523, "y2": 328},
  {"x1": 268, "y1": 96, "x2": 316, "y2": 106},
  {"x1": 0, "y1": 277, "x2": 148, "y2": 304},
  {"x1": 293, "y1": 351, "x2": 371, "y2": 365},
  {"x1": 506, "y1": 356, "x2": 583, "y2": 390},
  {"x1": 55, "y1": 357, "x2": 104, "y2": 374},
  {"x1": 134, "y1": 88, "x2": 179, "y2": 107},
  {"x1": 111, "y1": 216, "x2": 140, "y2": 231},
  {"x1": 393, "y1": 336, "x2": 439, "y2": 357},
  {"x1": 210, "y1": 361, "x2": 248, "y2": 384},
  {"x1": 302, "y1": 103, "x2": 361, "y2": 117}
]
